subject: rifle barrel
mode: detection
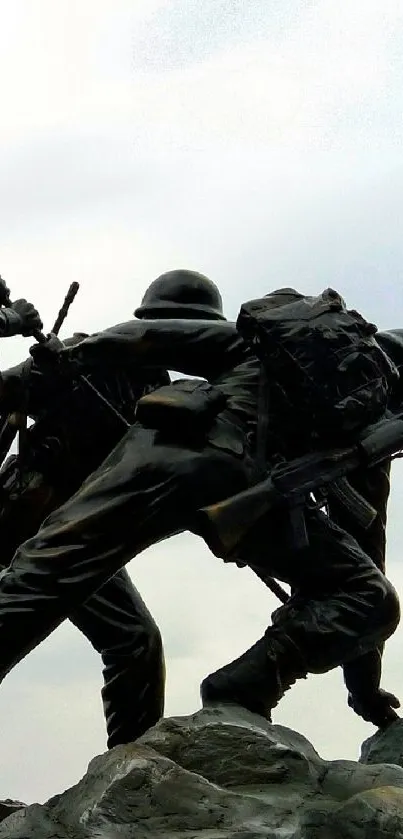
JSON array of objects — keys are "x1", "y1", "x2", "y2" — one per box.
[{"x1": 52, "y1": 282, "x2": 80, "y2": 336}]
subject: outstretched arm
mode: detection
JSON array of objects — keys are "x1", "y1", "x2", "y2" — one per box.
[
  {"x1": 62, "y1": 318, "x2": 244, "y2": 379},
  {"x1": 0, "y1": 300, "x2": 43, "y2": 339}
]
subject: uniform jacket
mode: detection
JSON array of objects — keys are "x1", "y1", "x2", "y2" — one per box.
[
  {"x1": 0, "y1": 333, "x2": 169, "y2": 484},
  {"x1": 66, "y1": 318, "x2": 261, "y2": 459}
]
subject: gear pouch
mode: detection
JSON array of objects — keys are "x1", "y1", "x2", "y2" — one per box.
[{"x1": 135, "y1": 379, "x2": 227, "y2": 439}]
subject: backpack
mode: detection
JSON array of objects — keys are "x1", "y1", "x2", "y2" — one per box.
[{"x1": 237, "y1": 287, "x2": 399, "y2": 446}]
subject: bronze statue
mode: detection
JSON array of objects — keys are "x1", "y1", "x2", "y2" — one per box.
[
  {"x1": 0, "y1": 322, "x2": 169, "y2": 749},
  {"x1": 0, "y1": 275, "x2": 42, "y2": 339},
  {"x1": 326, "y1": 329, "x2": 403, "y2": 724},
  {"x1": 0, "y1": 270, "x2": 398, "y2": 734}
]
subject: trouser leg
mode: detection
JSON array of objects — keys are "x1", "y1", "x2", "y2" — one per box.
[
  {"x1": 264, "y1": 509, "x2": 399, "y2": 669},
  {"x1": 327, "y1": 461, "x2": 391, "y2": 698},
  {"x1": 0, "y1": 426, "x2": 247, "y2": 683},
  {"x1": 201, "y1": 509, "x2": 400, "y2": 714},
  {"x1": 70, "y1": 568, "x2": 165, "y2": 748},
  {"x1": 0, "y1": 468, "x2": 166, "y2": 745}
]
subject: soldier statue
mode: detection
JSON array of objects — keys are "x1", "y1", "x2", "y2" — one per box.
[
  {"x1": 0, "y1": 269, "x2": 397, "y2": 735},
  {"x1": 0, "y1": 316, "x2": 168, "y2": 748}
]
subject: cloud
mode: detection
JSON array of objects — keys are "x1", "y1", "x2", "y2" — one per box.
[
  {"x1": 0, "y1": 0, "x2": 401, "y2": 339},
  {"x1": 122, "y1": 0, "x2": 403, "y2": 154}
]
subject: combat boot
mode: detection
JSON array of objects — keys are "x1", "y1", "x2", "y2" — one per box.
[{"x1": 200, "y1": 629, "x2": 307, "y2": 720}]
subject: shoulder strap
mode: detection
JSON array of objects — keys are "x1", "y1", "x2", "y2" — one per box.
[
  {"x1": 254, "y1": 363, "x2": 310, "y2": 551},
  {"x1": 253, "y1": 364, "x2": 270, "y2": 480}
]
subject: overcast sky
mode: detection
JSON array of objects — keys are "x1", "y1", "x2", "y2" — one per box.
[{"x1": 0, "y1": 0, "x2": 402, "y2": 805}]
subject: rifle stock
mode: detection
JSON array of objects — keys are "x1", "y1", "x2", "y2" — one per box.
[{"x1": 199, "y1": 476, "x2": 279, "y2": 558}]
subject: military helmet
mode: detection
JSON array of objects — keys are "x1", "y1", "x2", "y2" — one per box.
[{"x1": 134, "y1": 269, "x2": 226, "y2": 321}]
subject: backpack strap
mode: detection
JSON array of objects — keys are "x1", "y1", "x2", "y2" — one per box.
[
  {"x1": 253, "y1": 364, "x2": 271, "y2": 481},
  {"x1": 253, "y1": 364, "x2": 309, "y2": 551}
]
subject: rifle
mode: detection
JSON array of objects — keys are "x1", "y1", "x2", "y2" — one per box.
[
  {"x1": 0, "y1": 278, "x2": 80, "y2": 345},
  {"x1": 198, "y1": 413, "x2": 403, "y2": 562},
  {"x1": 0, "y1": 281, "x2": 131, "y2": 468},
  {"x1": 24, "y1": 285, "x2": 131, "y2": 430},
  {"x1": 0, "y1": 282, "x2": 81, "y2": 465}
]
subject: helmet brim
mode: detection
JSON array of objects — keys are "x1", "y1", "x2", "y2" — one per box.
[{"x1": 134, "y1": 300, "x2": 227, "y2": 321}]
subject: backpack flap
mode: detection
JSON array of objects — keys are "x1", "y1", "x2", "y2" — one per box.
[{"x1": 237, "y1": 287, "x2": 399, "y2": 446}]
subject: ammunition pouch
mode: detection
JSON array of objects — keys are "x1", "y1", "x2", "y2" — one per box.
[{"x1": 135, "y1": 379, "x2": 227, "y2": 440}]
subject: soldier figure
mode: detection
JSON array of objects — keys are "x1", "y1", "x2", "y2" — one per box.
[
  {"x1": 0, "y1": 328, "x2": 168, "y2": 748},
  {"x1": 325, "y1": 328, "x2": 403, "y2": 724},
  {"x1": 0, "y1": 270, "x2": 398, "y2": 733}
]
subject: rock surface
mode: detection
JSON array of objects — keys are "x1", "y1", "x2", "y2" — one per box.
[
  {"x1": 361, "y1": 717, "x2": 403, "y2": 768},
  {"x1": 3, "y1": 704, "x2": 403, "y2": 837},
  {"x1": 0, "y1": 800, "x2": 26, "y2": 824}
]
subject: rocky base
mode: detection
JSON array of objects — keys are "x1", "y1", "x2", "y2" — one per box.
[
  {"x1": 0, "y1": 801, "x2": 26, "y2": 824},
  {"x1": 2, "y1": 704, "x2": 403, "y2": 837}
]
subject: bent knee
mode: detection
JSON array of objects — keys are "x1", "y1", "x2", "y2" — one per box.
[
  {"x1": 148, "y1": 621, "x2": 164, "y2": 661},
  {"x1": 103, "y1": 614, "x2": 164, "y2": 663},
  {"x1": 380, "y1": 578, "x2": 400, "y2": 639},
  {"x1": 368, "y1": 570, "x2": 400, "y2": 642}
]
